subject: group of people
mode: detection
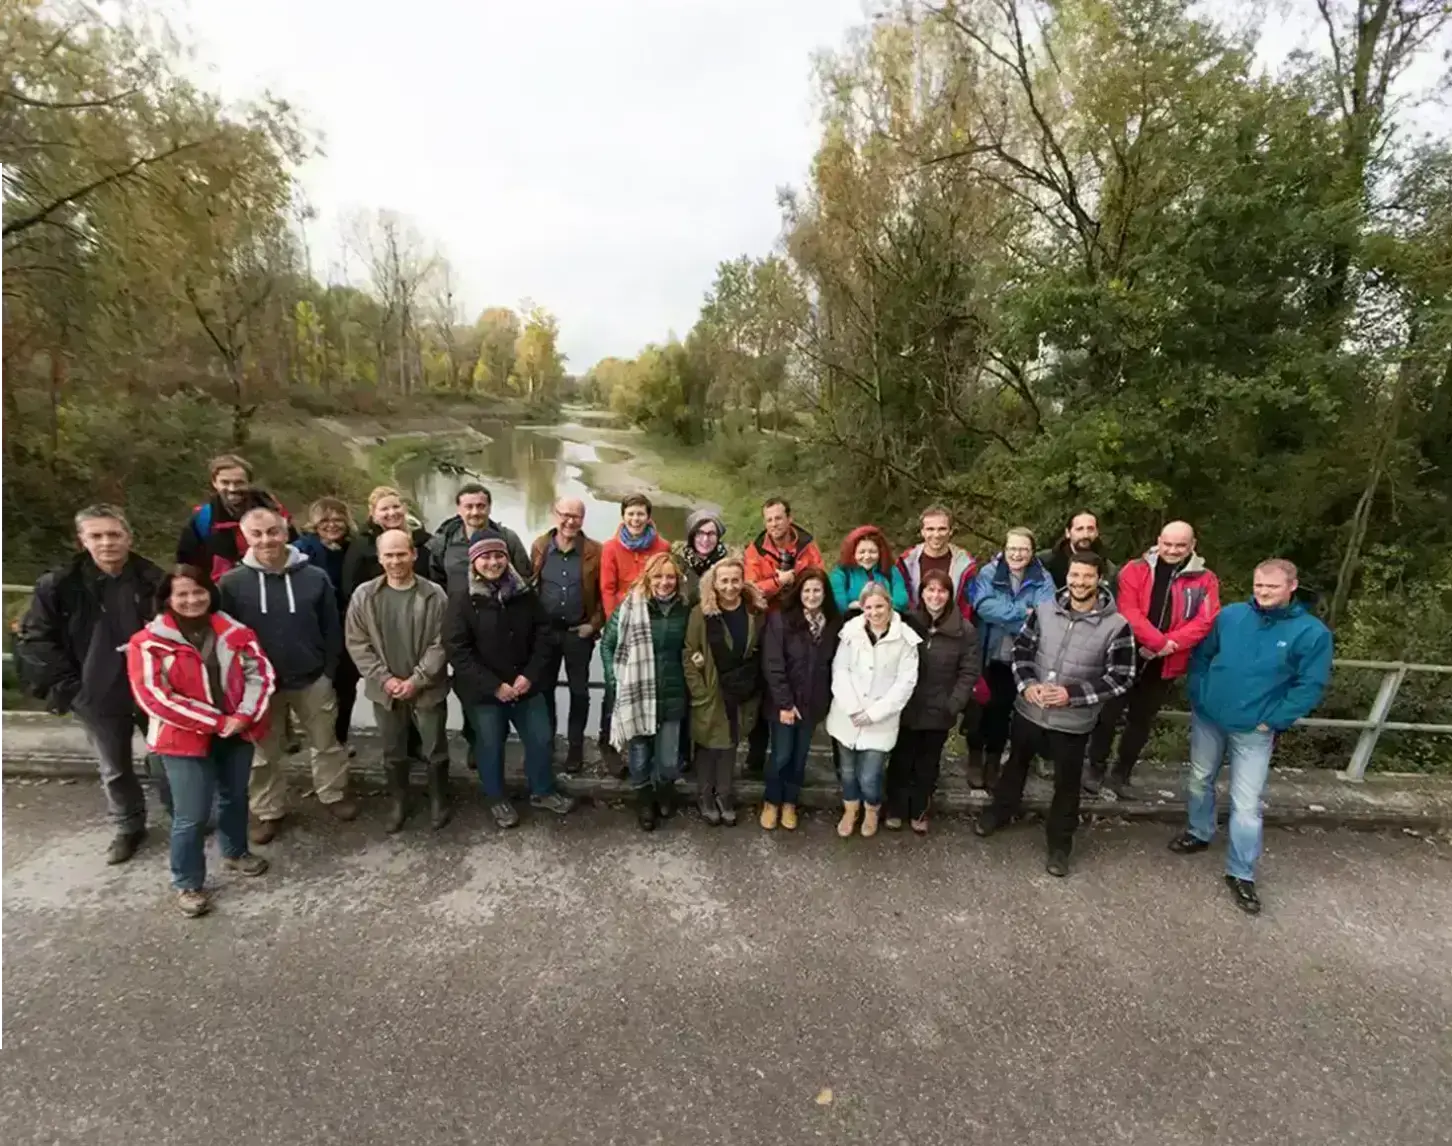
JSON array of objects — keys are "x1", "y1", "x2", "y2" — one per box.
[{"x1": 14, "y1": 454, "x2": 1334, "y2": 919}]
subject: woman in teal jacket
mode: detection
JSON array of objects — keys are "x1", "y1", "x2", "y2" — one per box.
[{"x1": 830, "y1": 525, "x2": 910, "y2": 616}]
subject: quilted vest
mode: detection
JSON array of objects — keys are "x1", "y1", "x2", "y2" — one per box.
[{"x1": 1016, "y1": 590, "x2": 1126, "y2": 734}]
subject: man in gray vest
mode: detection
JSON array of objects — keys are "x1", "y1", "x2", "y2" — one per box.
[{"x1": 975, "y1": 550, "x2": 1136, "y2": 876}]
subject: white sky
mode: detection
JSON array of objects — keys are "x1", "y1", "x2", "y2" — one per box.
[{"x1": 157, "y1": 0, "x2": 873, "y2": 371}]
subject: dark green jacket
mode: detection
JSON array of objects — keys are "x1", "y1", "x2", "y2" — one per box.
[{"x1": 600, "y1": 593, "x2": 690, "y2": 723}]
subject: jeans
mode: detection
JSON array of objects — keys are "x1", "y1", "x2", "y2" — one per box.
[
  {"x1": 886, "y1": 728, "x2": 949, "y2": 821},
  {"x1": 542, "y1": 627, "x2": 595, "y2": 751},
  {"x1": 161, "y1": 738, "x2": 252, "y2": 892},
  {"x1": 627, "y1": 720, "x2": 682, "y2": 790},
  {"x1": 1088, "y1": 659, "x2": 1174, "y2": 781},
  {"x1": 837, "y1": 744, "x2": 888, "y2": 805},
  {"x1": 964, "y1": 660, "x2": 1016, "y2": 758},
  {"x1": 471, "y1": 694, "x2": 556, "y2": 800},
  {"x1": 1186, "y1": 712, "x2": 1274, "y2": 881},
  {"x1": 765, "y1": 716, "x2": 814, "y2": 806},
  {"x1": 990, "y1": 714, "x2": 1089, "y2": 854}
]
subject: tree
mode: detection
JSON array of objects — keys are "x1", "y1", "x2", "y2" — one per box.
[
  {"x1": 511, "y1": 305, "x2": 566, "y2": 400},
  {"x1": 472, "y1": 306, "x2": 522, "y2": 392}
]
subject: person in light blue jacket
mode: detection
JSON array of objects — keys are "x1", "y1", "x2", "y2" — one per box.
[
  {"x1": 964, "y1": 527, "x2": 1055, "y2": 787},
  {"x1": 1170, "y1": 558, "x2": 1333, "y2": 916}
]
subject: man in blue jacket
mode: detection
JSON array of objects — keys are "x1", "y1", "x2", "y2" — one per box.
[{"x1": 1169, "y1": 558, "x2": 1332, "y2": 914}]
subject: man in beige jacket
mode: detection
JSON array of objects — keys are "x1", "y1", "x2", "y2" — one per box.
[{"x1": 345, "y1": 529, "x2": 452, "y2": 832}]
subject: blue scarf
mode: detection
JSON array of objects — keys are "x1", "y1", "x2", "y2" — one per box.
[{"x1": 618, "y1": 523, "x2": 659, "y2": 552}]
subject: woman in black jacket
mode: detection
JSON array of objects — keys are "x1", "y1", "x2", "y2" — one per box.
[
  {"x1": 759, "y1": 567, "x2": 841, "y2": 831},
  {"x1": 885, "y1": 569, "x2": 981, "y2": 833},
  {"x1": 341, "y1": 486, "x2": 433, "y2": 601}
]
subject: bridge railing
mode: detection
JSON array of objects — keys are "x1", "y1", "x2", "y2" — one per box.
[{"x1": 4, "y1": 584, "x2": 1449, "y2": 782}]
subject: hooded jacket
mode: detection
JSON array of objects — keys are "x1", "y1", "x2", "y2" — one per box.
[
  {"x1": 1188, "y1": 597, "x2": 1333, "y2": 733},
  {"x1": 830, "y1": 526, "x2": 909, "y2": 614},
  {"x1": 825, "y1": 610, "x2": 923, "y2": 752},
  {"x1": 15, "y1": 552, "x2": 165, "y2": 718},
  {"x1": 426, "y1": 514, "x2": 531, "y2": 596},
  {"x1": 443, "y1": 566, "x2": 554, "y2": 707},
  {"x1": 897, "y1": 543, "x2": 977, "y2": 622},
  {"x1": 683, "y1": 574, "x2": 768, "y2": 749},
  {"x1": 126, "y1": 610, "x2": 276, "y2": 757},
  {"x1": 968, "y1": 553, "x2": 1056, "y2": 664},
  {"x1": 176, "y1": 489, "x2": 293, "y2": 583},
  {"x1": 218, "y1": 546, "x2": 341, "y2": 692},
  {"x1": 1115, "y1": 549, "x2": 1220, "y2": 679},
  {"x1": 744, "y1": 523, "x2": 825, "y2": 605}
]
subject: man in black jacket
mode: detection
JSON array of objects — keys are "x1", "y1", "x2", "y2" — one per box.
[
  {"x1": 15, "y1": 505, "x2": 166, "y2": 864},
  {"x1": 176, "y1": 453, "x2": 294, "y2": 581},
  {"x1": 1036, "y1": 510, "x2": 1118, "y2": 592}
]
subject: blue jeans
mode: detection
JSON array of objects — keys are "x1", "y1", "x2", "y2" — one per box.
[
  {"x1": 627, "y1": 720, "x2": 682, "y2": 790},
  {"x1": 471, "y1": 694, "x2": 556, "y2": 800},
  {"x1": 161, "y1": 738, "x2": 253, "y2": 892},
  {"x1": 766, "y1": 716, "x2": 814, "y2": 805},
  {"x1": 837, "y1": 743, "x2": 887, "y2": 805},
  {"x1": 1186, "y1": 712, "x2": 1275, "y2": 881}
]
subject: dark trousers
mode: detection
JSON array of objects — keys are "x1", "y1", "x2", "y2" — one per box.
[
  {"x1": 695, "y1": 746, "x2": 736, "y2": 803},
  {"x1": 543, "y1": 627, "x2": 595, "y2": 751},
  {"x1": 332, "y1": 651, "x2": 360, "y2": 745},
  {"x1": 885, "y1": 728, "x2": 949, "y2": 822},
  {"x1": 964, "y1": 660, "x2": 1016, "y2": 758},
  {"x1": 82, "y1": 710, "x2": 169, "y2": 833},
  {"x1": 745, "y1": 706, "x2": 770, "y2": 770},
  {"x1": 599, "y1": 683, "x2": 615, "y2": 750},
  {"x1": 991, "y1": 714, "x2": 1089, "y2": 854},
  {"x1": 1088, "y1": 660, "x2": 1173, "y2": 782}
]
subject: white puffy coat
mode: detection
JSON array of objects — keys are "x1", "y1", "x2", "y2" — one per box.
[{"x1": 825, "y1": 612, "x2": 922, "y2": 751}]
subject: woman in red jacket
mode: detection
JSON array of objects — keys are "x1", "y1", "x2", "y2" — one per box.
[{"x1": 127, "y1": 565, "x2": 277, "y2": 917}]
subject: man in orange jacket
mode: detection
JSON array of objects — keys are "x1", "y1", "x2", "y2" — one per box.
[{"x1": 1087, "y1": 520, "x2": 1220, "y2": 797}]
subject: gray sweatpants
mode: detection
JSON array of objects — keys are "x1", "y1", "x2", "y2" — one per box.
[{"x1": 82, "y1": 712, "x2": 168, "y2": 834}]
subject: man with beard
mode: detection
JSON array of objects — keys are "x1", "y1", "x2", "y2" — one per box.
[
  {"x1": 177, "y1": 454, "x2": 294, "y2": 582},
  {"x1": 427, "y1": 482, "x2": 530, "y2": 593},
  {"x1": 1037, "y1": 510, "x2": 1116, "y2": 592},
  {"x1": 1086, "y1": 520, "x2": 1219, "y2": 798},
  {"x1": 974, "y1": 551, "x2": 1136, "y2": 877}
]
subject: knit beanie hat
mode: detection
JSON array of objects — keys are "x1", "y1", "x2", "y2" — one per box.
[
  {"x1": 685, "y1": 508, "x2": 726, "y2": 544},
  {"x1": 468, "y1": 530, "x2": 509, "y2": 563}
]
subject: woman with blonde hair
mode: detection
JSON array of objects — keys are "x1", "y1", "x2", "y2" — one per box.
[
  {"x1": 826, "y1": 581, "x2": 922, "y2": 838},
  {"x1": 296, "y1": 497, "x2": 359, "y2": 749},
  {"x1": 342, "y1": 486, "x2": 433, "y2": 602},
  {"x1": 684, "y1": 555, "x2": 766, "y2": 826},
  {"x1": 601, "y1": 551, "x2": 690, "y2": 831}
]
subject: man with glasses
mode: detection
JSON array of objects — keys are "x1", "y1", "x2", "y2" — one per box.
[{"x1": 529, "y1": 498, "x2": 604, "y2": 773}]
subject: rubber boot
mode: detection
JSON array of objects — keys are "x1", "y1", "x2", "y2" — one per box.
[
  {"x1": 384, "y1": 762, "x2": 410, "y2": 834},
  {"x1": 837, "y1": 800, "x2": 861, "y2": 838},
  {"x1": 636, "y1": 786, "x2": 658, "y2": 832},
  {"x1": 428, "y1": 763, "x2": 453, "y2": 830}
]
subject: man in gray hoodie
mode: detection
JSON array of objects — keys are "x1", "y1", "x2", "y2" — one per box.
[{"x1": 219, "y1": 507, "x2": 354, "y2": 840}]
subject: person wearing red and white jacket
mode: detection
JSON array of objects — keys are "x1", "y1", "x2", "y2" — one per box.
[
  {"x1": 1086, "y1": 521, "x2": 1219, "y2": 798},
  {"x1": 127, "y1": 564, "x2": 277, "y2": 918}
]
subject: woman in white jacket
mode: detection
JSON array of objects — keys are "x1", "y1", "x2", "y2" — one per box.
[{"x1": 826, "y1": 582, "x2": 922, "y2": 839}]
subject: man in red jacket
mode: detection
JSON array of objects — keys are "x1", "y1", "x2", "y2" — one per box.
[
  {"x1": 743, "y1": 497, "x2": 825, "y2": 607},
  {"x1": 1086, "y1": 520, "x2": 1219, "y2": 798}
]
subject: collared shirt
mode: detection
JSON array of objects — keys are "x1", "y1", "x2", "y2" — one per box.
[{"x1": 540, "y1": 536, "x2": 585, "y2": 625}]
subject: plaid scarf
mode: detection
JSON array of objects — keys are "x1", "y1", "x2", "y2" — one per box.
[{"x1": 609, "y1": 591, "x2": 661, "y2": 750}]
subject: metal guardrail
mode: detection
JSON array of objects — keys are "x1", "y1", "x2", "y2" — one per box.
[{"x1": 5, "y1": 584, "x2": 1449, "y2": 781}]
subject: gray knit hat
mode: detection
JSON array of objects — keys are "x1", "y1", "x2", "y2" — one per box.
[{"x1": 684, "y1": 508, "x2": 726, "y2": 543}]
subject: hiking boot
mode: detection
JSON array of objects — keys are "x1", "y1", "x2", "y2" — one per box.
[
  {"x1": 563, "y1": 743, "x2": 585, "y2": 775},
  {"x1": 635, "y1": 787, "x2": 658, "y2": 832},
  {"x1": 759, "y1": 802, "x2": 779, "y2": 831},
  {"x1": 530, "y1": 792, "x2": 576, "y2": 816},
  {"x1": 1082, "y1": 766, "x2": 1105, "y2": 795},
  {"x1": 1225, "y1": 875, "x2": 1262, "y2": 915},
  {"x1": 716, "y1": 796, "x2": 737, "y2": 827},
  {"x1": 326, "y1": 798, "x2": 359, "y2": 822},
  {"x1": 223, "y1": 853, "x2": 269, "y2": 877},
  {"x1": 654, "y1": 782, "x2": 678, "y2": 820},
  {"x1": 780, "y1": 804, "x2": 798, "y2": 831},
  {"x1": 974, "y1": 808, "x2": 1007, "y2": 838},
  {"x1": 965, "y1": 747, "x2": 986, "y2": 789},
  {"x1": 106, "y1": 829, "x2": 146, "y2": 865},
  {"x1": 883, "y1": 816, "x2": 904, "y2": 832},
  {"x1": 489, "y1": 800, "x2": 520, "y2": 829},
  {"x1": 860, "y1": 804, "x2": 881, "y2": 838},
  {"x1": 176, "y1": 889, "x2": 211, "y2": 918},
  {"x1": 1046, "y1": 849, "x2": 1071, "y2": 878},
  {"x1": 699, "y1": 791, "x2": 722, "y2": 826},
  {"x1": 427, "y1": 765, "x2": 453, "y2": 830},
  {"x1": 837, "y1": 800, "x2": 861, "y2": 838},
  {"x1": 1168, "y1": 830, "x2": 1211, "y2": 855},
  {"x1": 249, "y1": 817, "x2": 282, "y2": 846}
]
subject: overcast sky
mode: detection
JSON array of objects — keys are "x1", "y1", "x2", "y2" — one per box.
[{"x1": 159, "y1": 0, "x2": 872, "y2": 371}]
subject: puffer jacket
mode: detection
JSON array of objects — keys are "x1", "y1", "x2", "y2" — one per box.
[
  {"x1": 126, "y1": 611, "x2": 276, "y2": 757},
  {"x1": 825, "y1": 611, "x2": 922, "y2": 752},
  {"x1": 900, "y1": 605, "x2": 981, "y2": 731}
]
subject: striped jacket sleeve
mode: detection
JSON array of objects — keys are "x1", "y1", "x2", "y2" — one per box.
[
  {"x1": 127, "y1": 635, "x2": 224, "y2": 734},
  {"x1": 230, "y1": 627, "x2": 277, "y2": 725}
]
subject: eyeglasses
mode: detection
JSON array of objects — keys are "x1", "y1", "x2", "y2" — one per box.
[
  {"x1": 696, "y1": 528, "x2": 719, "y2": 537},
  {"x1": 556, "y1": 512, "x2": 584, "y2": 522}
]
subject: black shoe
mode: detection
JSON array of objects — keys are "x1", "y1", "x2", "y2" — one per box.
[
  {"x1": 635, "y1": 788, "x2": 658, "y2": 832},
  {"x1": 1168, "y1": 830, "x2": 1211, "y2": 855},
  {"x1": 1045, "y1": 849, "x2": 1071, "y2": 878},
  {"x1": 1082, "y1": 767, "x2": 1105, "y2": 795},
  {"x1": 974, "y1": 808, "x2": 1007, "y2": 838},
  {"x1": 563, "y1": 744, "x2": 584, "y2": 775},
  {"x1": 1224, "y1": 875, "x2": 1262, "y2": 915},
  {"x1": 699, "y1": 791, "x2": 722, "y2": 826},
  {"x1": 654, "y1": 782, "x2": 677, "y2": 820},
  {"x1": 716, "y1": 796, "x2": 737, "y2": 827},
  {"x1": 106, "y1": 829, "x2": 146, "y2": 865}
]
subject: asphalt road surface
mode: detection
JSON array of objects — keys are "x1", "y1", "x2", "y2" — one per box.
[{"x1": 2, "y1": 781, "x2": 1449, "y2": 1145}]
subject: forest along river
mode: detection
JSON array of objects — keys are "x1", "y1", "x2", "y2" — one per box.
[{"x1": 349, "y1": 415, "x2": 697, "y2": 740}]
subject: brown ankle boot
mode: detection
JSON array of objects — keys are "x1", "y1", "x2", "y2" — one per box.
[
  {"x1": 860, "y1": 804, "x2": 881, "y2": 838},
  {"x1": 837, "y1": 800, "x2": 861, "y2": 838}
]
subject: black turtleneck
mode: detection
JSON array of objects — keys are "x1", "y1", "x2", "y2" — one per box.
[{"x1": 1149, "y1": 558, "x2": 1182, "y2": 632}]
